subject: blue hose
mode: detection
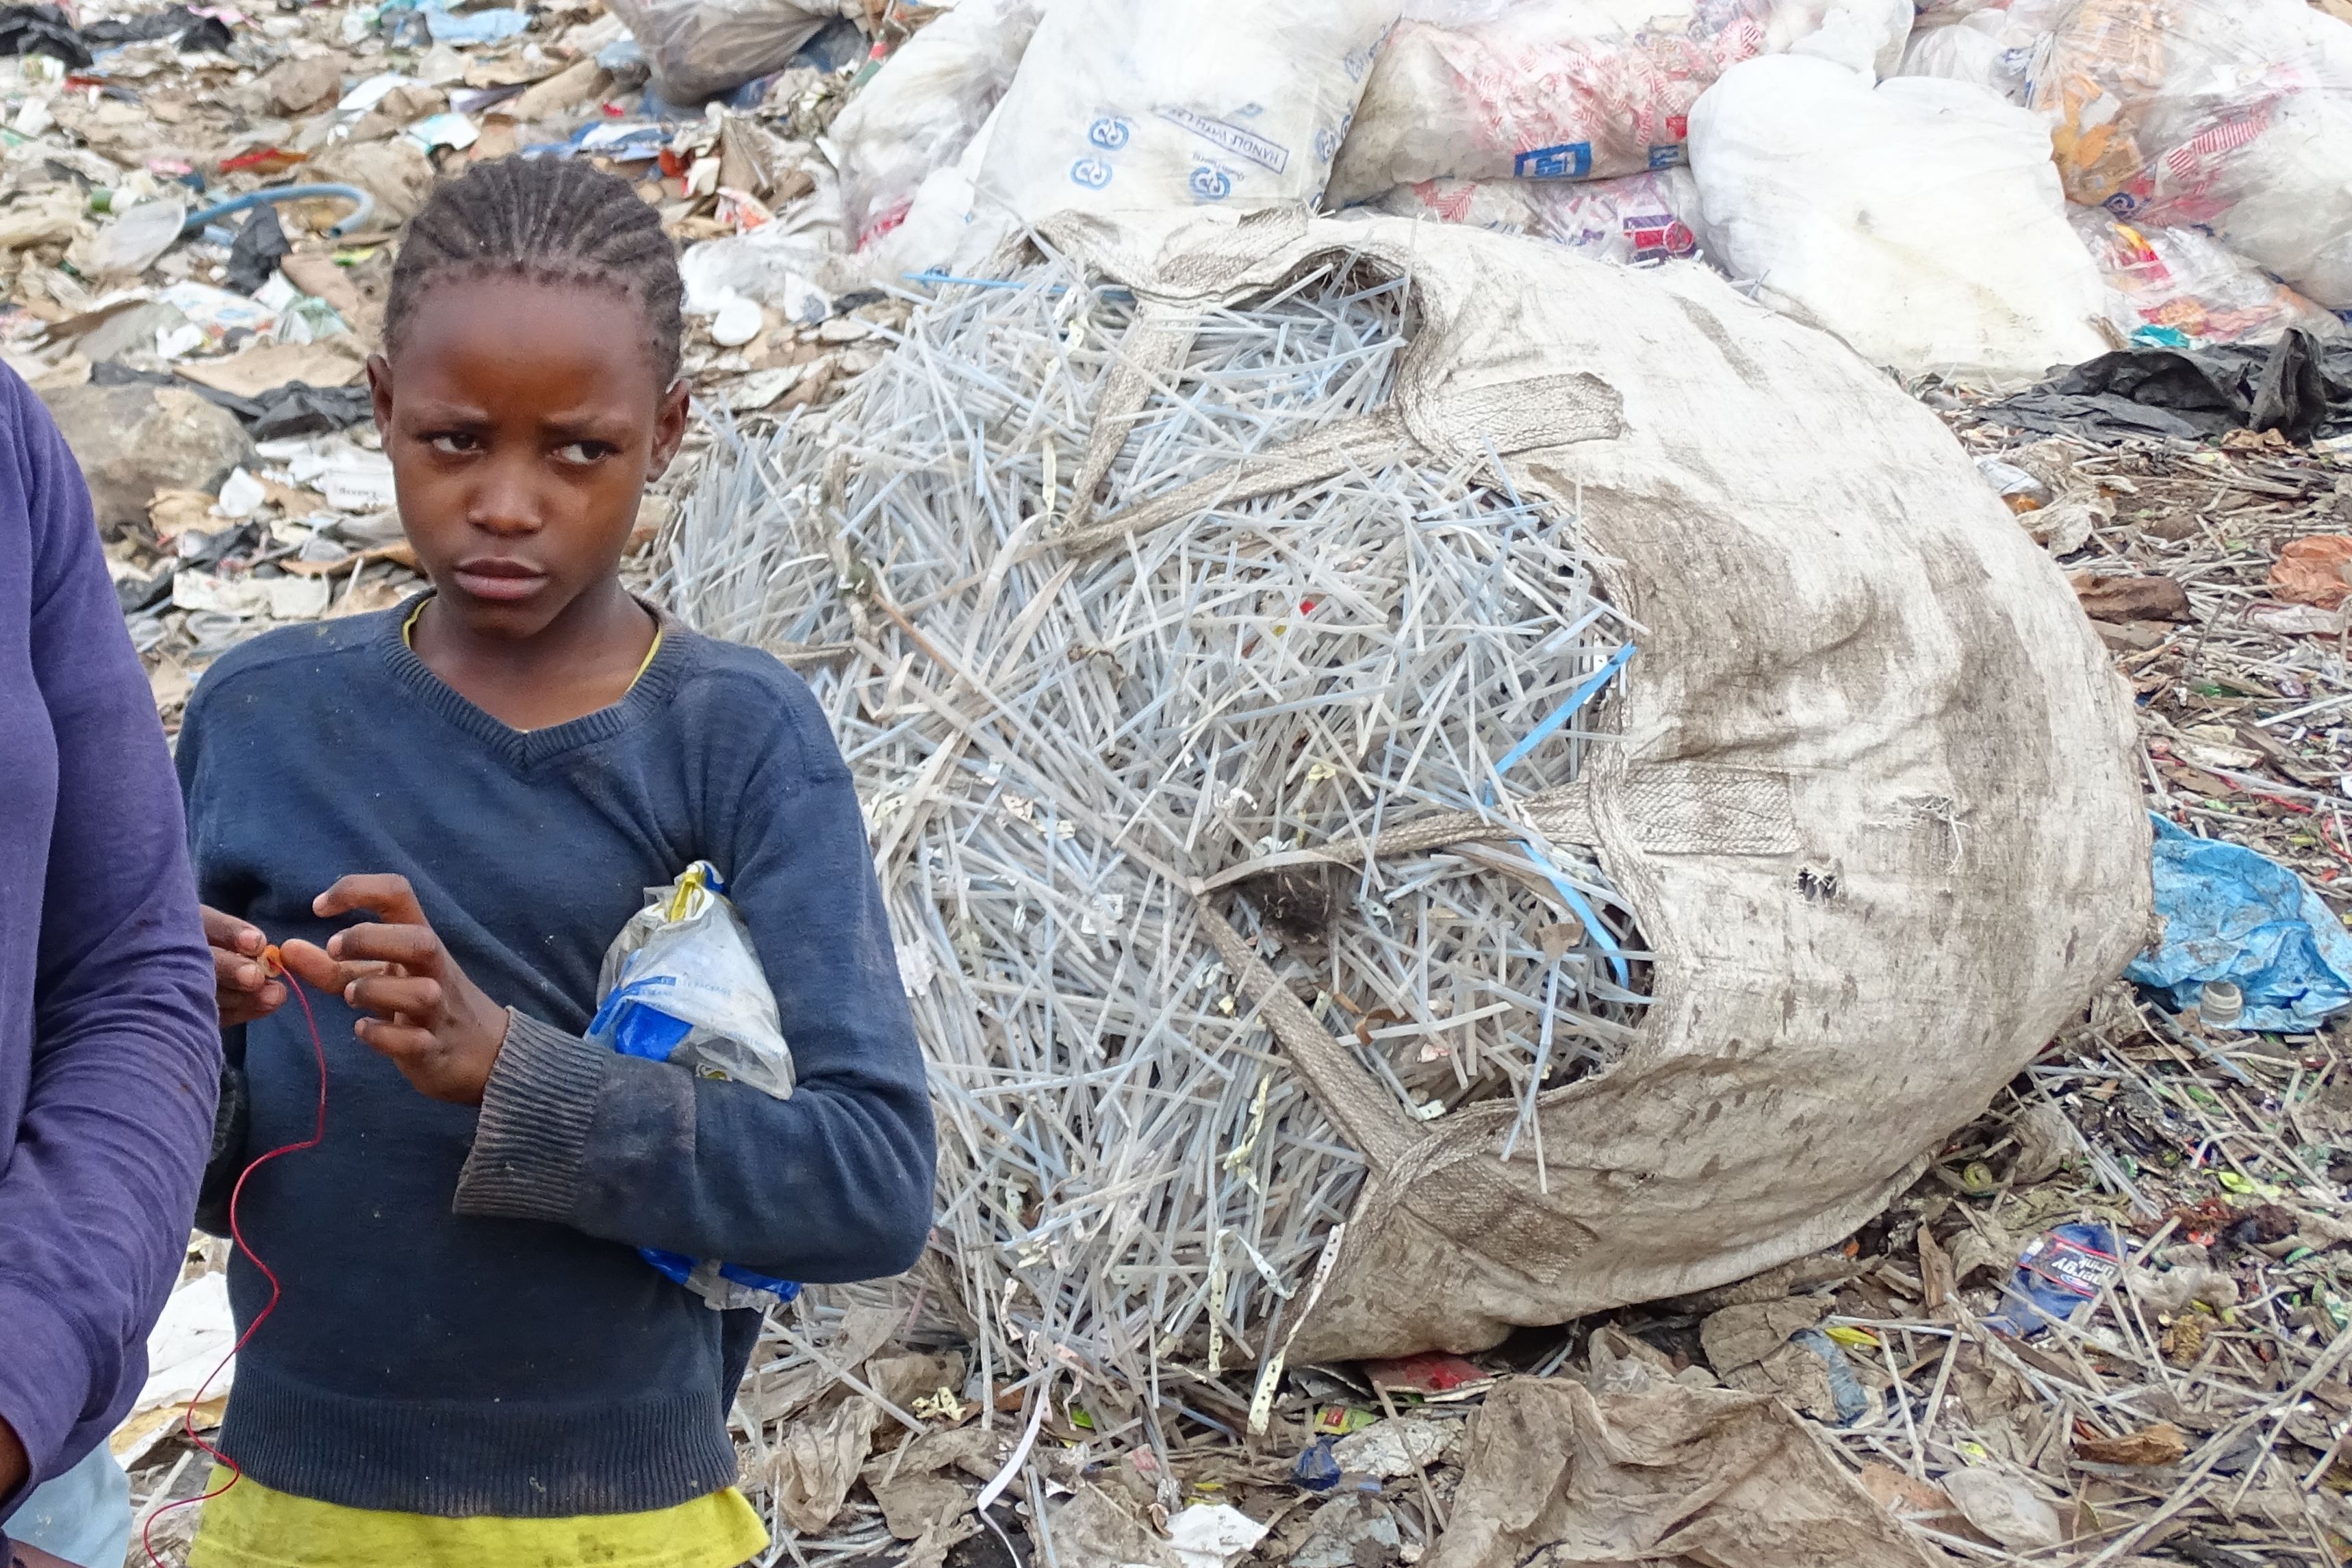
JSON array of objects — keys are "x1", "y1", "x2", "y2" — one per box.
[{"x1": 180, "y1": 183, "x2": 377, "y2": 240}]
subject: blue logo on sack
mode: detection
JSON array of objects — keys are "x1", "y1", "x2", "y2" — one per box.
[
  {"x1": 1071, "y1": 157, "x2": 1113, "y2": 190},
  {"x1": 1190, "y1": 164, "x2": 1233, "y2": 201},
  {"x1": 1314, "y1": 125, "x2": 1341, "y2": 164},
  {"x1": 1088, "y1": 116, "x2": 1131, "y2": 150},
  {"x1": 1646, "y1": 142, "x2": 1685, "y2": 169},
  {"x1": 1516, "y1": 141, "x2": 1593, "y2": 179}
]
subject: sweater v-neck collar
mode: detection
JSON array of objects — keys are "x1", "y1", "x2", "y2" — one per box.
[{"x1": 375, "y1": 593, "x2": 689, "y2": 771}]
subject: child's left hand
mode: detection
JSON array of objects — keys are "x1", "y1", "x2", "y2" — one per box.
[{"x1": 278, "y1": 874, "x2": 511, "y2": 1106}]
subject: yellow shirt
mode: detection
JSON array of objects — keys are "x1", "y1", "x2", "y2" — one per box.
[{"x1": 189, "y1": 1469, "x2": 769, "y2": 1568}]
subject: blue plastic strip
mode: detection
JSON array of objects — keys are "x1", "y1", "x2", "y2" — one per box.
[
  {"x1": 1516, "y1": 835, "x2": 1630, "y2": 987},
  {"x1": 1491, "y1": 641, "x2": 1635, "y2": 781}
]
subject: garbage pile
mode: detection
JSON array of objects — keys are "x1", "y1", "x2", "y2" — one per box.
[{"x1": 0, "y1": 0, "x2": 902, "y2": 725}]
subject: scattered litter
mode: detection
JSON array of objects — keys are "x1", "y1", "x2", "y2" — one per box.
[{"x1": 55, "y1": 2, "x2": 2352, "y2": 1563}]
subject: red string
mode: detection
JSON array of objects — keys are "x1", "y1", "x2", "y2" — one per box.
[{"x1": 143, "y1": 966, "x2": 329, "y2": 1566}]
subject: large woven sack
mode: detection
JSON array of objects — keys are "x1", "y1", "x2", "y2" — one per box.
[{"x1": 1031, "y1": 208, "x2": 2149, "y2": 1365}]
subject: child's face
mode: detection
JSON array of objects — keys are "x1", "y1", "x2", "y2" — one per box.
[{"x1": 368, "y1": 275, "x2": 689, "y2": 640}]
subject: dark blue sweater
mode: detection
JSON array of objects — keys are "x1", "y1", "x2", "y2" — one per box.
[{"x1": 177, "y1": 602, "x2": 935, "y2": 1517}]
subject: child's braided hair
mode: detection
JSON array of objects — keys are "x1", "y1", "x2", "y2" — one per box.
[{"x1": 385, "y1": 156, "x2": 686, "y2": 385}]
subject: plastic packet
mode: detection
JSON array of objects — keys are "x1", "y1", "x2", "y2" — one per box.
[
  {"x1": 1987, "y1": 1222, "x2": 2122, "y2": 1336},
  {"x1": 590, "y1": 861, "x2": 800, "y2": 1310},
  {"x1": 593, "y1": 860, "x2": 795, "y2": 1100}
]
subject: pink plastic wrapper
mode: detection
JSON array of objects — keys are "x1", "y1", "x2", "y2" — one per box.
[{"x1": 1367, "y1": 169, "x2": 1701, "y2": 266}]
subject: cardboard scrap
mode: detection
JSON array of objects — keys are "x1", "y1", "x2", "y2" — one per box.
[
  {"x1": 176, "y1": 337, "x2": 368, "y2": 398},
  {"x1": 1423, "y1": 1376, "x2": 1939, "y2": 1568}
]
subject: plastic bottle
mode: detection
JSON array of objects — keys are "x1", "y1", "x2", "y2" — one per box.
[{"x1": 2199, "y1": 979, "x2": 2245, "y2": 1027}]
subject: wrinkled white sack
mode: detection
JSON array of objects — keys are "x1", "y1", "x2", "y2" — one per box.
[
  {"x1": 1689, "y1": 54, "x2": 2107, "y2": 381},
  {"x1": 975, "y1": 0, "x2": 1395, "y2": 222},
  {"x1": 825, "y1": 0, "x2": 1043, "y2": 250},
  {"x1": 1894, "y1": 0, "x2": 2069, "y2": 102},
  {"x1": 853, "y1": 101, "x2": 1014, "y2": 285}
]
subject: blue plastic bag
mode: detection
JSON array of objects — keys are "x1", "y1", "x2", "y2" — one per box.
[
  {"x1": 2124, "y1": 814, "x2": 2352, "y2": 1031},
  {"x1": 590, "y1": 862, "x2": 800, "y2": 1311}
]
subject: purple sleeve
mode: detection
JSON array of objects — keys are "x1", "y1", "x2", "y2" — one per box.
[{"x1": 0, "y1": 372, "x2": 218, "y2": 1517}]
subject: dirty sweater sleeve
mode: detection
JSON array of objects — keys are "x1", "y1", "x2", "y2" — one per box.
[
  {"x1": 452, "y1": 676, "x2": 936, "y2": 1284},
  {"x1": 0, "y1": 370, "x2": 220, "y2": 1519}
]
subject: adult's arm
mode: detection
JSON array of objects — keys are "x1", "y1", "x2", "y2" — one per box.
[
  {"x1": 454, "y1": 671, "x2": 937, "y2": 1285},
  {"x1": 0, "y1": 372, "x2": 220, "y2": 1526}
]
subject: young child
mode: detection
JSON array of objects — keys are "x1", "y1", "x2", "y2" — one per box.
[{"x1": 179, "y1": 157, "x2": 935, "y2": 1567}]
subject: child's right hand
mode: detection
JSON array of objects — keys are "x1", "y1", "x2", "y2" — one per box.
[{"x1": 203, "y1": 904, "x2": 286, "y2": 1027}]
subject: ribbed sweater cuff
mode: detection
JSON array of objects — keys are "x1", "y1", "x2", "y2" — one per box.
[{"x1": 453, "y1": 1009, "x2": 606, "y2": 1224}]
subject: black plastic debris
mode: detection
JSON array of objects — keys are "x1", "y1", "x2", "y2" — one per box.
[
  {"x1": 246, "y1": 381, "x2": 371, "y2": 441},
  {"x1": 88, "y1": 360, "x2": 371, "y2": 440},
  {"x1": 0, "y1": 5, "x2": 90, "y2": 68},
  {"x1": 81, "y1": 3, "x2": 232, "y2": 52},
  {"x1": 224, "y1": 204, "x2": 291, "y2": 295},
  {"x1": 1986, "y1": 330, "x2": 2352, "y2": 445}
]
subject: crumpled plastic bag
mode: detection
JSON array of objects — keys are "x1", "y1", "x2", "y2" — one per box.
[
  {"x1": 1427, "y1": 1376, "x2": 1940, "y2": 1568},
  {"x1": 2032, "y1": 0, "x2": 2352, "y2": 310},
  {"x1": 2074, "y1": 207, "x2": 2350, "y2": 349},
  {"x1": 593, "y1": 860, "x2": 795, "y2": 1099},
  {"x1": 2125, "y1": 814, "x2": 2352, "y2": 1031},
  {"x1": 825, "y1": 0, "x2": 1043, "y2": 250},
  {"x1": 591, "y1": 861, "x2": 801, "y2": 1309},
  {"x1": 604, "y1": 0, "x2": 831, "y2": 103}
]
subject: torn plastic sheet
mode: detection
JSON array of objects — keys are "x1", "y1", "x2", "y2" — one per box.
[{"x1": 2125, "y1": 814, "x2": 2352, "y2": 1031}]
